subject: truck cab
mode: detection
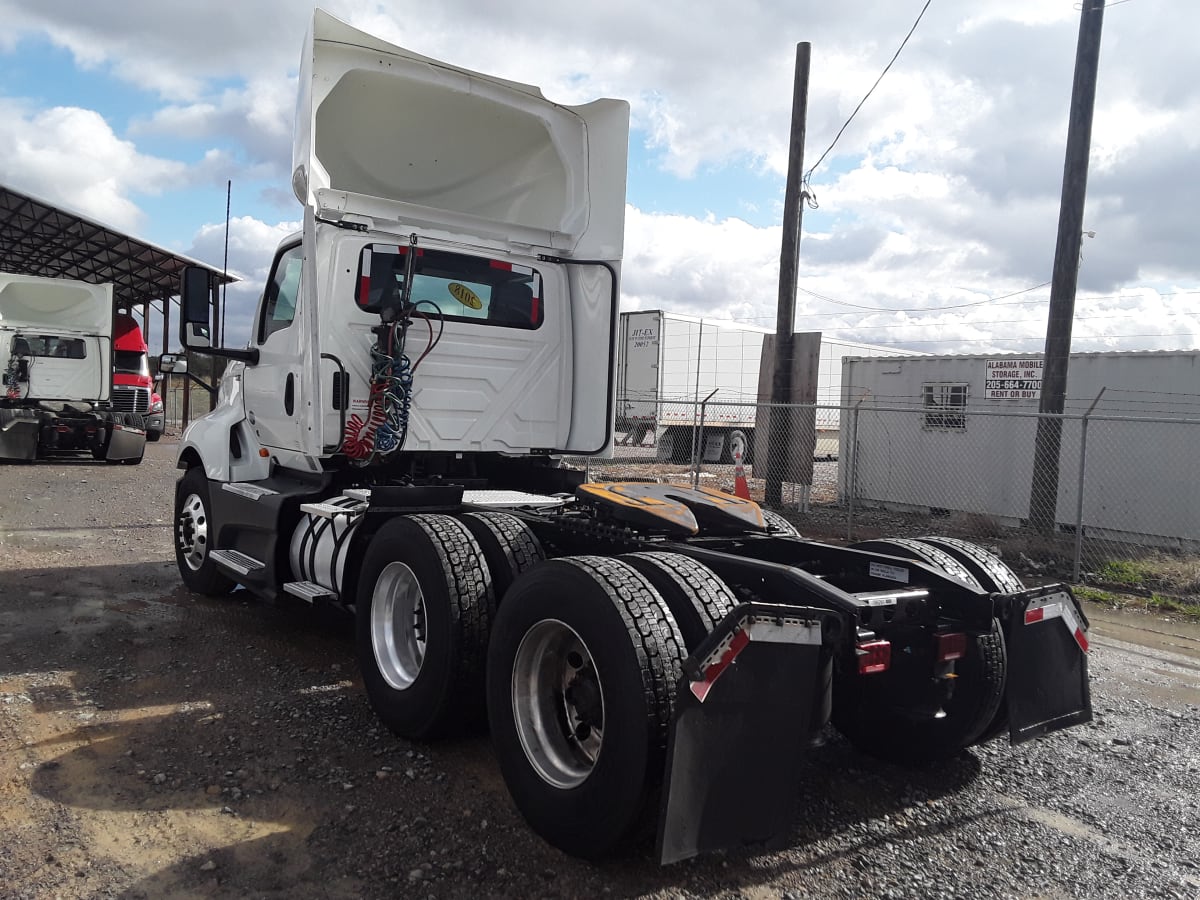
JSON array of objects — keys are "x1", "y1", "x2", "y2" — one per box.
[{"x1": 170, "y1": 9, "x2": 1091, "y2": 866}]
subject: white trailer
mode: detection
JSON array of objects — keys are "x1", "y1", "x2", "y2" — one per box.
[
  {"x1": 0, "y1": 272, "x2": 145, "y2": 463},
  {"x1": 616, "y1": 309, "x2": 911, "y2": 461}
]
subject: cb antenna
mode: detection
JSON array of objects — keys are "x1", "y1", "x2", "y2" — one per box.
[{"x1": 220, "y1": 180, "x2": 231, "y2": 344}]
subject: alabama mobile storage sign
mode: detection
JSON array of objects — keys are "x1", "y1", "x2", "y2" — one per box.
[{"x1": 985, "y1": 358, "x2": 1044, "y2": 399}]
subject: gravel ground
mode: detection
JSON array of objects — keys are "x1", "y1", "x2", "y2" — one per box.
[{"x1": 1, "y1": 440, "x2": 1198, "y2": 899}]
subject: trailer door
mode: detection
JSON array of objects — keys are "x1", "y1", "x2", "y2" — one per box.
[{"x1": 619, "y1": 311, "x2": 661, "y2": 434}]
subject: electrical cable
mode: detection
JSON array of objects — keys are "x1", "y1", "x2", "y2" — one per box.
[{"x1": 802, "y1": 0, "x2": 934, "y2": 205}]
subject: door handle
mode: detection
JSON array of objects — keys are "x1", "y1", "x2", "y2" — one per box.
[{"x1": 285, "y1": 373, "x2": 295, "y2": 416}]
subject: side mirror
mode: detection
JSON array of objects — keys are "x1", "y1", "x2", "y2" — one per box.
[
  {"x1": 158, "y1": 352, "x2": 187, "y2": 374},
  {"x1": 180, "y1": 266, "x2": 213, "y2": 350}
]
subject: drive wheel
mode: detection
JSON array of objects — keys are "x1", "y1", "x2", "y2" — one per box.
[
  {"x1": 487, "y1": 556, "x2": 685, "y2": 859},
  {"x1": 836, "y1": 538, "x2": 1004, "y2": 763},
  {"x1": 357, "y1": 514, "x2": 493, "y2": 740},
  {"x1": 917, "y1": 537, "x2": 1024, "y2": 745},
  {"x1": 833, "y1": 618, "x2": 1007, "y2": 764},
  {"x1": 851, "y1": 537, "x2": 981, "y2": 589},
  {"x1": 917, "y1": 536, "x2": 1023, "y2": 593},
  {"x1": 620, "y1": 551, "x2": 736, "y2": 652},
  {"x1": 460, "y1": 512, "x2": 545, "y2": 605},
  {"x1": 761, "y1": 508, "x2": 802, "y2": 537},
  {"x1": 175, "y1": 467, "x2": 235, "y2": 596}
]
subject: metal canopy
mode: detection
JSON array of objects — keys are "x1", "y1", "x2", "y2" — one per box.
[{"x1": 0, "y1": 183, "x2": 233, "y2": 311}]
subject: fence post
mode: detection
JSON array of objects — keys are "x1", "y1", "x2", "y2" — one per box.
[
  {"x1": 692, "y1": 390, "x2": 718, "y2": 489},
  {"x1": 1072, "y1": 388, "x2": 1106, "y2": 582},
  {"x1": 847, "y1": 399, "x2": 862, "y2": 541}
]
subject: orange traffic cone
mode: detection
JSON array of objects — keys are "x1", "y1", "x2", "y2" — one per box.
[{"x1": 733, "y1": 448, "x2": 751, "y2": 500}]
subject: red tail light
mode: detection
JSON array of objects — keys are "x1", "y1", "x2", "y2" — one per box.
[
  {"x1": 936, "y1": 632, "x2": 967, "y2": 662},
  {"x1": 856, "y1": 640, "x2": 891, "y2": 675}
]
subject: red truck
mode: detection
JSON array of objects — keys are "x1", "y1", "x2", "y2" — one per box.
[{"x1": 112, "y1": 313, "x2": 162, "y2": 440}]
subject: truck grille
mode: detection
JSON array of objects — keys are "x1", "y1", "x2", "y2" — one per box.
[{"x1": 112, "y1": 386, "x2": 150, "y2": 413}]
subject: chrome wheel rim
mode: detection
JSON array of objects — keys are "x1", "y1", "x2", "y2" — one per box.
[
  {"x1": 177, "y1": 492, "x2": 209, "y2": 572},
  {"x1": 512, "y1": 619, "x2": 604, "y2": 789},
  {"x1": 370, "y1": 562, "x2": 427, "y2": 691}
]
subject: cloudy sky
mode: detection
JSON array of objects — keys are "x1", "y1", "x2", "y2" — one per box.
[{"x1": 1, "y1": 0, "x2": 1196, "y2": 355}]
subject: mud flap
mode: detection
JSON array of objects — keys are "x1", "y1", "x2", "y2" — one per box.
[
  {"x1": 656, "y1": 603, "x2": 840, "y2": 865},
  {"x1": 105, "y1": 420, "x2": 146, "y2": 461},
  {"x1": 1001, "y1": 586, "x2": 1092, "y2": 744}
]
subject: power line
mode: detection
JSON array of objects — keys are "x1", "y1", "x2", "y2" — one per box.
[{"x1": 803, "y1": 0, "x2": 933, "y2": 197}]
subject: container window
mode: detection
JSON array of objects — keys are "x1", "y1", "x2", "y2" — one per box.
[
  {"x1": 354, "y1": 245, "x2": 543, "y2": 330},
  {"x1": 923, "y1": 383, "x2": 967, "y2": 430}
]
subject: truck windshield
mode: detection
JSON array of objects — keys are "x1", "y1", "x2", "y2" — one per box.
[
  {"x1": 114, "y1": 350, "x2": 149, "y2": 375},
  {"x1": 354, "y1": 244, "x2": 543, "y2": 329}
]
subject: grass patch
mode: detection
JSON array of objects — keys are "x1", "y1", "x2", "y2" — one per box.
[
  {"x1": 1094, "y1": 559, "x2": 1152, "y2": 586},
  {"x1": 1074, "y1": 585, "x2": 1200, "y2": 620}
]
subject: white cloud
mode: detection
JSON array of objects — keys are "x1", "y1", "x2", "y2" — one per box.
[
  {"x1": 0, "y1": 101, "x2": 188, "y2": 231},
  {"x1": 0, "y1": 0, "x2": 1198, "y2": 357}
]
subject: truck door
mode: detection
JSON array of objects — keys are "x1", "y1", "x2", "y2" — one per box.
[{"x1": 241, "y1": 242, "x2": 307, "y2": 451}]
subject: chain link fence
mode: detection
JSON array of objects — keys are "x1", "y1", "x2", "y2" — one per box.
[{"x1": 566, "y1": 398, "x2": 1200, "y2": 588}]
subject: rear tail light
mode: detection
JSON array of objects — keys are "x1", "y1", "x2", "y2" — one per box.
[
  {"x1": 936, "y1": 632, "x2": 967, "y2": 663},
  {"x1": 56, "y1": 424, "x2": 71, "y2": 433},
  {"x1": 856, "y1": 640, "x2": 891, "y2": 675}
]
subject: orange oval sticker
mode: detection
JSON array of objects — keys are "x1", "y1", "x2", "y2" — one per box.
[{"x1": 448, "y1": 282, "x2": 483, "y2": 310}]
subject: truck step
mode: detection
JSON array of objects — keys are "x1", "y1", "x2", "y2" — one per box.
[
  {"x1": 209, "y1": 549, "x2": 266, "y2": 576},
  {"x1": 221, "y1": 482, "x2": 279, "y2": 501},
  {"x1": 283, "y1": 581, "x2": 337, "y2": 603},
  {"x1": 300, "y1": 501, "x2": 365, "y2": 519}
]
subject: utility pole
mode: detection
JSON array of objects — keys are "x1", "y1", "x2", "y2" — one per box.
[
  {"x1": 1029, "y1": 0, "x2": 1106, "y2": 534},
  {"x1": 765, "y1": 42, "x2": 811, "y2": 507}
]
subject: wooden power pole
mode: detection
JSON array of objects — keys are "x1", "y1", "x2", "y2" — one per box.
[
  {"x1": 765, "y1": 42, "x2": 812, "y2": 507},
  {"x1": 1029, "y1": 0, "x2": 1107, "y2": 534}
]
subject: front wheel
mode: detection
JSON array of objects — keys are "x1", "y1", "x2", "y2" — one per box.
[
  {"x1": 487, "y1": 557, "x2": 686, "y2": 859},
  {"x1": 356, "y1": 515, "x2": 493, "y2": 740},
  {"x1": 174, "y1": 467, "x2": 235, "y2": 596}
]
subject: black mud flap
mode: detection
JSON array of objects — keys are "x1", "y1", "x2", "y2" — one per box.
[
  {"x1": 656, "y1": 602, "x2": 840, "y2": 865},
  {"x1": 1001, "y1": 585, "x2": 1093, "y2": 744}
]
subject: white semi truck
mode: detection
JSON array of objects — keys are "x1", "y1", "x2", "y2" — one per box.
[
  {"x1": 0, "y1": 272, "x2": 146, "y2": 463},
  {"x1": 170, "y1": 9, "x2": 1093, "y2": 864},
  {"x1": 616, "y1": 309, "x2": 912, "y2": 462}
]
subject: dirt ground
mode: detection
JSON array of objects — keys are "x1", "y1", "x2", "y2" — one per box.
[{"x1": 1, "y1": 440, "x2": 1198, "y2": 899}]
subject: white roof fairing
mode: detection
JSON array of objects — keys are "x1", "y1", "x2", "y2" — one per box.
[{"x1": 293, "y1": 10, "x2": 629, "y2": 258}]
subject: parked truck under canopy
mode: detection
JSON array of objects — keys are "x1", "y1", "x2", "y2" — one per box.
[
  {"x1": 0, "y1": 271, "x2": 146, "y2": 463},
  {"x1": 169, "y1": 8, "x2": 1092, "y2": 864}
]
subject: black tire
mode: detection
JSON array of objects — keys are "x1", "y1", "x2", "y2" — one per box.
[
  {"x1": 487, "y1": 556, "x2": 686, "y2": 859},
  {"x1": 838, "y1": 538, "x2": 1004, "y2": 763},
  {"x1": 851, "y1": 538, "x2": 982, "y2": 589},
  {"x1": 620, "y1": 552, "x2": 736, "y2": 652},
  {"x1": 761, "y1": 508, "x2": 802, "y2": 537},
  {"x1": 92, "y1": 413, "x2": 115, "y2": 460},
  {"x1": 356, "y1": 514, "x2": 493, "y2": 740},
  {"x1": 832, "y1": 618, "x2": 1007, "y2": 765},
  {"x1": 916, "y1": 536, "x2": 1024, "y2": 593},
  {"x1": 915, "y1": 537, "x2": 1024, "y2": 746},
  {"x1": 147, "y1": 430, "x2": 162, "y2": 442},
  {"x1": 460, "y1": 512, "x2": 545, "y2": 604},
  {"x1": 174, "y1": 467, "x2": 236, "y2": 596}
]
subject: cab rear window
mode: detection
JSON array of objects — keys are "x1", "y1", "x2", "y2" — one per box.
[
  {"x1": 354, "y1": 244, "x2": 543, "y2": 329},
  {"x1": 11, "y1": 335, "x2": 86, "y2": 359}
]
